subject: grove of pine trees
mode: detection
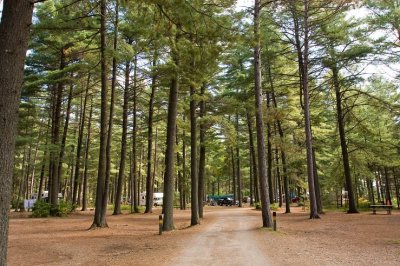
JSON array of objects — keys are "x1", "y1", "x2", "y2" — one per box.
[{"x1": 2, "y1": 0, "x2": 400, "y2": 263}]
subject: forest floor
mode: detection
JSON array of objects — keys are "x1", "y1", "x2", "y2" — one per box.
[{"x1": 7, "y1": 205, "x2": 400, "y2": 265}]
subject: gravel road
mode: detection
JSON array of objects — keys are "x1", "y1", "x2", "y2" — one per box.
[{"x1": 170, "y1": 207, "x2": 272, "y2": 266}]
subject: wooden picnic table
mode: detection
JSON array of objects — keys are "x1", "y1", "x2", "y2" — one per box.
[{"x1": 369, "y1": 205, "x2": 392, "y2": 215}]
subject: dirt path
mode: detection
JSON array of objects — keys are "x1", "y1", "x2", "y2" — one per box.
[
  {"x1": 170, "y1": 208, "x2": 272, "y2": 265},
  {"x1": 7, "y1": 206, "x2": 400, "y2": 265}
]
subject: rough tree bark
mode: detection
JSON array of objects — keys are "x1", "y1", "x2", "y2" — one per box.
[
  {"x1": 113, "y1": 60, "x2": 130, "y2": 215},
  {"x1": 253, "y1": 0, "x2": 273, "y2": 227},
  {"x1": 190, "y1": 84, "x2": 199, "y2": 225},
  {"x1": 332, "y1": 64, "x2": 358, "y2": 213},
  {"x1": 0, "y1": 0, "x2": 34, "y2": 263},
  {"x1": 91, "y1": 0, "x2": 109, "y2": 229},
  {"x1": 246, "y1": 111, "x2": 258, "y2": 206},
  {"x1": 290, "y1": 0, "x2": 319, "y2": 218},
  {"x1": 73, "y1": 75, "x2": 90, "y2": 206},
  {"x1": 145, "y1": 54, "x2": 157, "y2": 213},
  {"x1": 236, "y1": 112, "x2": 242, "y2": 207},
  {"x1": 198, "y1": 84, "x2": 206, "y2": 218},
  {"x1": 82, "y1": 98, "x2": 93, "y2": 211},
  {"x1": 163, "y1": 35, "x2": 180, "y2": 231}
]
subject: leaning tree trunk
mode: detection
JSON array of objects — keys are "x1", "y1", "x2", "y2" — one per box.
[
  {"x1": 253, "y1": 0, "x2": 273, "y2": 227},
  {"x1": 91, "y1": 0, "x2": 109, "y2": 229},
  {"x1": 0, "y1": 0, "x2": 34, "y2": 263},
  {"x1": 332, "y1": 65, "x2": 358, "y2": 213}
]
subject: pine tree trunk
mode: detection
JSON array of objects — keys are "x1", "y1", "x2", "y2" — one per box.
[
  {"x1": 266, "y1": 93, "x2": 274, "y2": 204},
  {"x1": 246, "y1": 112, "x2": 258, "y2": 205},
  {"x1": 269, "y1": 68, "x2": 290, "y2": 213},
  {"x1": 82, "y1": 99, "x2": 93, "y2": 211},
  {"x1": 236, "y1": 112, "x2": 242, "y2": 207},
  {"x1": 384, "y1": 167, "x2": 392, "y2": 205},
  {"x1": 190, "y1": 84, "x2": 199, "y2": 225},
  {"x1": 58, "y1": 82, "x2": 73, "y2": 200},
  {"x1": 92, "y1": 0, "x2": 109, "y2": 229},
  {"x1": 38, "y1": 128, "x2": 50, "y2": 201},
  {"x1": 182, "y1": 127, "x2": 187, "y2": 210},
  {"x1": 332, "y1": 65, "x2": 358, "y2": 213},
  {"x1": 290, "y1": 0, "x2": 319, "y2": 218},
  {"x1": 231, "y1": 146, "x2": 236, "y2": 201},
  {"x1": 132, "y1": 55, "x2": 140, "y2": 213},
  {"x1": 49, "y1": 48, "x2": 67, "y2": 209},
  {"x1": 176, "y1": 126, "x2": 184, "y2": 210},
  {"x1": 254, "y1": 0, "x2": 273, "y2": 227},
  {"x1": 162, "y1": 39, "x2": 180, "y2": 230},
  {"x1": 114, "y1": 60, "x2": 130, "y2": 215},
  {"x1": 102, "y1": 0, "x2": 118, "y2": 221},
  {"x1": 312, "y1": 147, "x2": 323, "y2": 213},
  {"x1": 145, "y1": 55, "x2": 157, "y2": 213},
  {"x1": 393, "y1": 168, "x2": 399, "y2": 209},
  {"x1": 198, "y1": 85, "x2": 206, "y2": 217},
  {"x1": 73, "y1": 75, "x2": 90, "y2": 206},
  {"x1": 275, "y1": 145, "x2": 283, "y2": 207},
  {"x1": 0, "y1": 0, "x2": 34, "y2": 262}
]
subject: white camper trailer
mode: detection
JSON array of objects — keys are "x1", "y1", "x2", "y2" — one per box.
[
  {"x1": 24, "y1": 191, "x2": 63, "y2": 210},
  {"x1": 139, "y1": 192, "x2": 163, "y2": 207}
]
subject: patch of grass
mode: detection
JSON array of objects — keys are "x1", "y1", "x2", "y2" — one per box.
[{"x1": 389, "y1": 239, "x2": 400, "y2": 245}]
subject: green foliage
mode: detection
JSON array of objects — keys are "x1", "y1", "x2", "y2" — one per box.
[
  {"x1": 357, "y1": 198, "x2": 371, "y2": 210},
  {"x1": 32, "y1": 200, "x2": 51, "y2": 218},
  {"x1": 50, "y1": 201, "x2": 73, "y2": 217},
  {"x1": 270, "y1": 203, "x2": 279, "y2": 211}
]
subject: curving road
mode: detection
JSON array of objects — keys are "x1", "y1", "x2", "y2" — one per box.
[{"x1": 169, "y1": 207, "x2": 272, "y2": 266}]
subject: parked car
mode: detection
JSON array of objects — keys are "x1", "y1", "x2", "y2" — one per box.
[
  {"x1": 291, "y1": 197, "x2": 301, "y2": 203},
  {"x1": 218, "y1": 197, "x2": 234, "y2": 206}
]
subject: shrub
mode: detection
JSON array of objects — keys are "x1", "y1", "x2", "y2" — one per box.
[
  {"x1": 46, "y1": 200, "x2": 73, "y2": 217},
  {"x1": 32, "y1": 200, "x2": 51, "y2": 218},
  {"x1": 270, "y1": 203, "x2": 279, "y2": 211},
  {"x1": 255, "y1": 202, "x2": 280, "y2": 211}
]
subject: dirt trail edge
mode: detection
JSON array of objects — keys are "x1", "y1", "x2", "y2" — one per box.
[{"x1": 169, "y1": 207, "x2": 273, "y2": 266}]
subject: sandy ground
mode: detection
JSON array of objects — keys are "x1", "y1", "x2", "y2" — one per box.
[{"x1": 7, "y1": 205, "x2": 400, "y2": 265}]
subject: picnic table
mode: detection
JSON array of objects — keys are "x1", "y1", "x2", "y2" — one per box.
[{"x1": 369, "y1": 204, "x2": 392, "y2": 215}]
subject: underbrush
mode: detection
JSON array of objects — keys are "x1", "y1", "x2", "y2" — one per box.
[
  {"x1": 254, "y1": 202, "x2": 280, "y2": 211},
  {"x1": 32, "y1": 200, "x2": 72, "y2": 218}
]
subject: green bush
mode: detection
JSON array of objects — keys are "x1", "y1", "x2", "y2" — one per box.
[
  {"x1": 32, "y1": 200, "x2": 51, "y2": 218},
  {"x1": 255, "y1": 202, "x2": 280, "y2": 211},
  {"x1": 270, "y1": 203, "x2": 279, "y2": 211},
  {"x1": 357, "y1": 198, "x2": 371, "y2": 210},
  {"x1": 32, "y1": 200, "x2": 72, "y2": 217},
  {"x1": 55, "y1": 200, "x2": 73, "y2": 217}
]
